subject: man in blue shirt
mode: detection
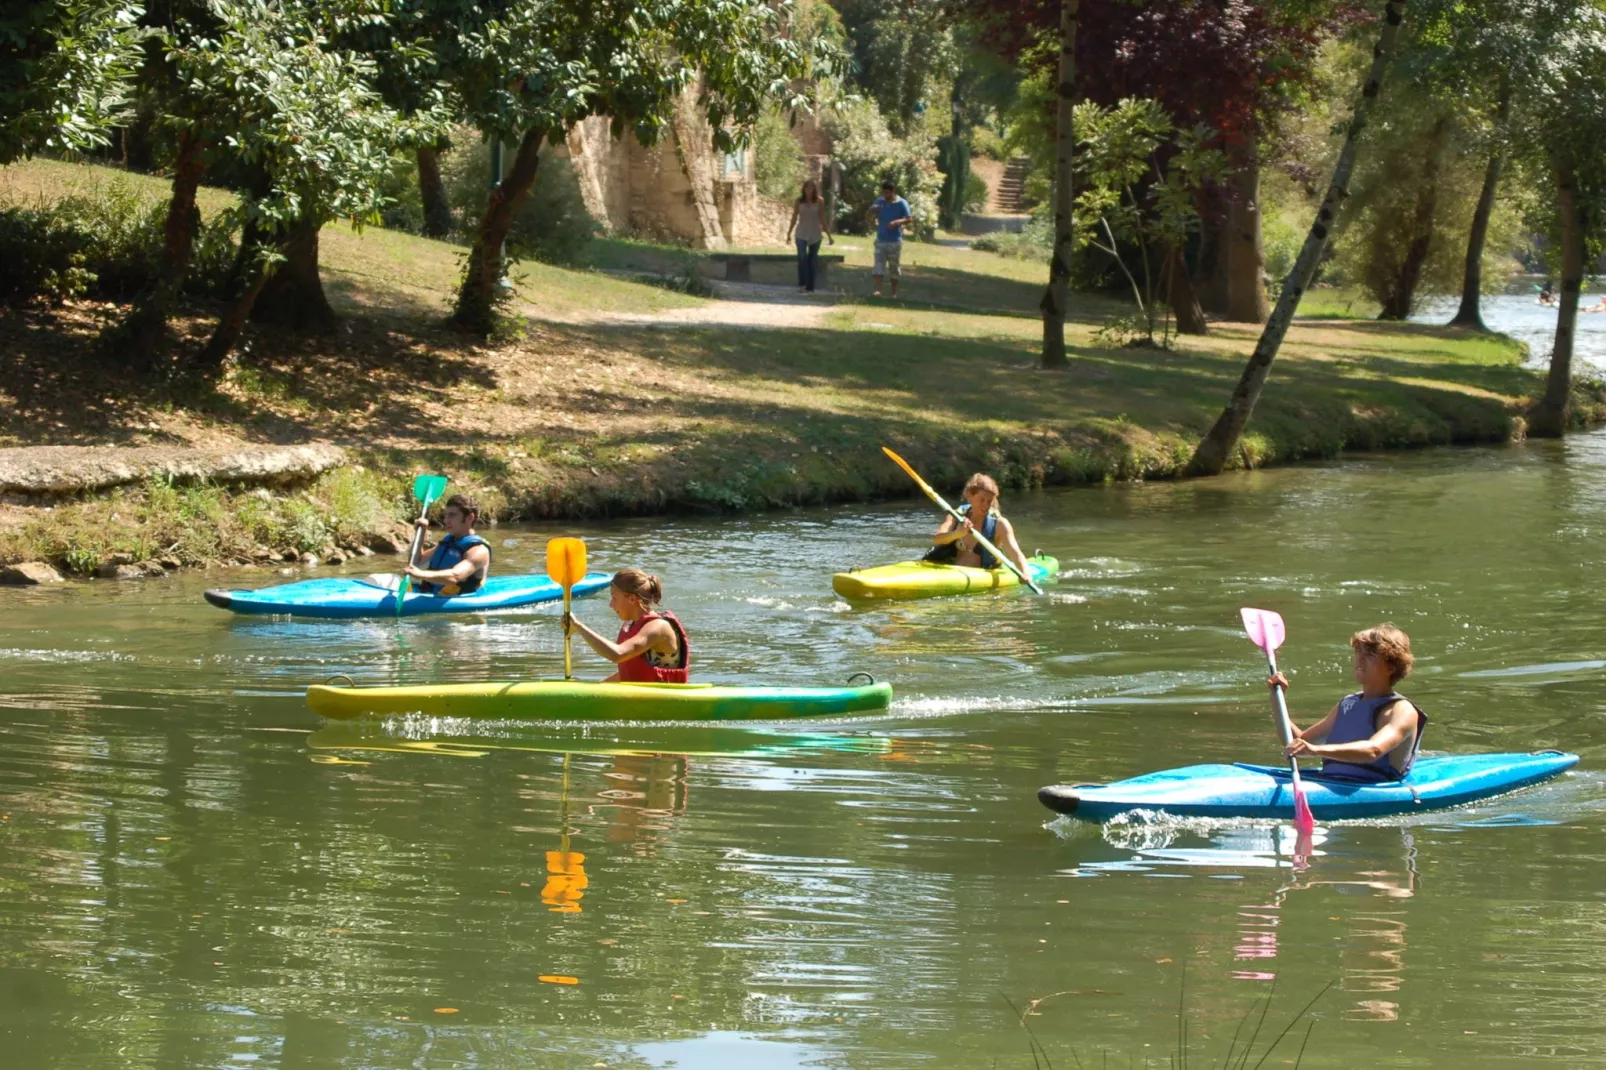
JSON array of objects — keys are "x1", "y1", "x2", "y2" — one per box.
[{"x1": 866, "y1": 181, "x2": 912, "y2": 297}]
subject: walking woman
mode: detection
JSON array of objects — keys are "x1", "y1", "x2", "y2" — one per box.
[{"x1": 786, "y1": 179, "x2": 832, "y2": 294}]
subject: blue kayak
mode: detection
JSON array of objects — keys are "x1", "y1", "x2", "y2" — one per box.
[
  {"x1": 204, "y1": 572, "x2": 612, "y2": 619},
  {"x1": 1038, "y1": 751, "x2": 1579, "y2": 822}
]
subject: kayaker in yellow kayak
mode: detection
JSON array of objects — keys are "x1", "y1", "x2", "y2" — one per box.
[
  {"x1": 405, "y1": 494, "x2": 492, "y2": 595},
  {"x1": 1269, "y1": 624, "x2": 1427, "y2": 783},
  {"x1": 924, "y1": 473, "x2": 1032, "y2": 576},
  {"x1": 564, "y1": 569, "x2": 691, "y2": 683}
]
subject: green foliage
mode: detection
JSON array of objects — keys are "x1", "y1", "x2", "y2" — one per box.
[
  {"x1": 964, "y1": 171, "x2": 989, "y2": 214},
  {"x1": 0, "y1": 1, "x2": 147, "y2": 163},
  {"x1": 439, "y1": 138, "x2": 598, "y2": 265},
  {"x1": 0, "y1": 179, "x2": 235, "y2": 306},
  {"x1": 824, "y1": 98, "x2": 943, "y2": 238},
  {"x1": 1070, "y1": 98, "x2": 1225, "y2": 346},
  {"x1": 969, "y1": 124, "x2": 1006, "y2": 160},
  {"x1": 829, "y1": 0, "x2": 959, "y2": 135},
  {"x1": 754, "y1": 109, "x2": 807, "y2": 201}
]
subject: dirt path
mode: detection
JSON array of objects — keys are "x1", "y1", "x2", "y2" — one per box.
[{"x1": 540, "y1": 279, "x2": 835, "y2": 330}]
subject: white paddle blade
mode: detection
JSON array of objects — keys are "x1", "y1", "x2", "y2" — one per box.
[
  {"x1": 1239, "y1": 607, "x2": 1286, "y2": 653},
  {"x1": 357, "y1": 574, "x2": 403, "y2": 592}
]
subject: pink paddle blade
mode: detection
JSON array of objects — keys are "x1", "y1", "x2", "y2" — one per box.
[
  {"x1": 1293, "y1": 788, "x2": 1316, "y2": 836},
  {"x1": 1240, "y1": 607, "x2": 1286, "y2": 654}
]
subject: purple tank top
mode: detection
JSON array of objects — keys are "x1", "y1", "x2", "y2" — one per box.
[{"x1": 1321, "y1": 691, "x2": 1426, "y2": 783}]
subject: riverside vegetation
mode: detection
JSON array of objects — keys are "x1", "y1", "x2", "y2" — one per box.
[{"x1": 3, "y1": 158, "x2": 1602, "y2": 577}]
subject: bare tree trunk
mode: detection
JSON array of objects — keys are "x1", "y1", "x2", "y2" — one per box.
[
  {"x1": 1039, "y1": 0, "x2": 1079, "y2": 369},
  {"x1": 121, "y1": 132, "x2": 205, "y2": 368},
  {"x1": 193, "y1": 245, "x2": 276, "y2": 373},
  {"x1": 1186, "y1": 0, "x2": 1409, "y2": 477},
  {"x1": 417, "y1": 145, "x2": 452, "y2": 239},
  {"x1": 452, "y1": 128, "x2": 545, "y2": 336},
  {"x1": 1378, "y1": 116, "x2": 1448, "y2": 321},
  {"x1": 1448, "y1": 81, "x2": 1510, "y2": 331},
  {"x1": 1195, "y1": 210, "x2": 1229, "y2": 316},
  {"x1": 253, "y1": 217, "x2": 337, "y2": 330},
  {"x1": 1529, "y1": 156, "x2": 1583, "y2": 438},
  {"x1": 1166, "y1": 243, "x2": 1207, "y2": 335},
  {"x1": 1224, "y1": 146, "x2": 1269, "y2": 324}
]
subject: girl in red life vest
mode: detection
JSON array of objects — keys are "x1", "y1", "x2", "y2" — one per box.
[{"x1": 564, "y1": 569, "x2": 690, "y2": 683}]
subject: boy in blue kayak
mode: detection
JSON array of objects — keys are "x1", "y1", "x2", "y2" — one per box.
[
  {"x1": 924, "y1": 473, "x2": 1032, "y2": 578},
  {"x1": 405, "y1": 494, "x2": 492, "y2": 595},
  {"x1": 1269, "y1": 624, "x2": 1427, "y2": 783}
]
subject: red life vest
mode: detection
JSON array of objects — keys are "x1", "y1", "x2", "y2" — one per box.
[{"x1": 616, "y1": 610, "x2": 690, "y2": 683}]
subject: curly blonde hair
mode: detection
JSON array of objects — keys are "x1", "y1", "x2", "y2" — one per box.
[{"x1": 1351, "y1": 624, "x2": 1414, "y2": 685}]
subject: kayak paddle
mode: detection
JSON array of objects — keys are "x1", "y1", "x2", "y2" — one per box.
[
  {"x1": 880, "y1": 446, "x2": 1043, "y2": 595},
  {"x1": 396, "y1": 474, "x2": 449, "y2": 615},
  {"x1": 546, "y1": 537, "x2": 587, "y2": 680},
  {"x1": 1239, "y1": 607, "x2": 1316, "y2": 837}
]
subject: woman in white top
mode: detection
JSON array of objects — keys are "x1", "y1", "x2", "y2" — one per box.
[{"x1": 786, "y1": 179, "x2": 833, "y2": 294}]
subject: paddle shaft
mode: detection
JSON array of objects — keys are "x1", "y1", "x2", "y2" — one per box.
[
  {"x1": 562, "y1": 587, "x2": 573, "y2": 680},
  {"x1": 883, "y1": 450, "x2": 1042, "y2": 594},
  {"x1": 395, "y1": 487, "x2": 444, "y2": 613},
  {"x1": 1262, "y1": 647, "x2": 1310, "y2": 795}
]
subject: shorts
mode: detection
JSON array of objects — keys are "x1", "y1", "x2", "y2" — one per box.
[{"x1": 874, "y1": 240, "x2": 902, "y2": 278}]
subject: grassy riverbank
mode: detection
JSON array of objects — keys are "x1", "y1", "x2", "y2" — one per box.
[{"x1": 3, "y1": 157, "x2": 1602, "y2": 574}]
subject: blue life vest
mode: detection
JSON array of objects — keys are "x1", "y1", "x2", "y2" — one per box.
[
  {"x1": 1320, "y1": 691, "x2": 1427, "y2": 783},
  {"x1": 923, "y1": 504, "x2": 1001, "y2": 568},
  {"x1": 421, "y1": 533, "x2": 490, "y2": 595}
]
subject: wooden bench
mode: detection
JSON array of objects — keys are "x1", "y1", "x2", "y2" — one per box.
[{"x1": 706, "y1": 252, "x2": 846, "y2": 285}]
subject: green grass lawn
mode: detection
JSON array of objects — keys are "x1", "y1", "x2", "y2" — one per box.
[{"x1": 2, "y1": 156, "x2": 1597, "y2": 571}]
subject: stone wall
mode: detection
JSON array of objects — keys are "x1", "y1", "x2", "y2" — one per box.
[{"x1": 555, "y1": 93, "x2": 788, "y2": 250}]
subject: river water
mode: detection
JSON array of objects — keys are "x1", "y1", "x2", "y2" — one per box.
[
  {"x1": 5, "y1": 434, "x2": 1606, "y2": 1068},
  {"x1": 1414, "y1": 292, "x2": 1606, "y2": 369}
]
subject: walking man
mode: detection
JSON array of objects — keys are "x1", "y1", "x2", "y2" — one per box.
[{"x1": 867, "y1": 181, "x2": 912, "y2": 298}]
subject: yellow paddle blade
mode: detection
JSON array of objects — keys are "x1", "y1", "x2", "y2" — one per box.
[
  {"x1": 881, "y1": 446, "x2": 933, "y2": 494},
  {"x1": 545, "y1": 537, "x2": 588, "y2": 588}
]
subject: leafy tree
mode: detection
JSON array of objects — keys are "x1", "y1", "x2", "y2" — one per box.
[
  {"x1": 424, "y1": 0, "x2": 816, "y2": 336},
  {"x1": 1188, "y1": 0, "x2": 1412, "y2": 476},
  {"x1": 116, "y1": 0, "x2": 441, "y2": 371},
  {"x1": 1071, "y1": 98, "x2": 1226, "y2": 345},
  {"x1": 0, "y1": 1, "x2": 146, "y2": 163}
]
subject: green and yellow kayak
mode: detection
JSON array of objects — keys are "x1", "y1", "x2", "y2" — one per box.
[
  {"x1": 306, "y1": 678, "x2": 893, "y2": 721},
  {"x1": 832, "y1": 555, "x2": 1058, "y2": 600}
]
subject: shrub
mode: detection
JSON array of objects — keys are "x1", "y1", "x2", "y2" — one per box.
[
  {"x1": 963, "y1": 171, "x2": 989, "y2": 214},
  {"x1": 440, "y1": 134, "x2": 599, "y2": 265},
  {"x1": 969, "y1": 124, "x2": 1006, "y2": 161},
  {"x1": 754, "y1": 108, "x2": 807, "y2": 201},
  {"x1": 824, "y1": 99, "x2": 943, "y2": 239},
  {"x1": 0, "y1": 179, "x2": 236, "y2": 307}
]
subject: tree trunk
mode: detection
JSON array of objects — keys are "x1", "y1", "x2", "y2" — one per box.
[
  {"x1": 452, "y1": 127, "x2": 546, "y2": 336},
  {"x1": 122, "y1": 133, "x2": 206, "y2": 369},
  {"x1": 252, "y1": 217, "x2": 337, "y2": 330},
  {"x1": 417, "y1": 145, "x2": 452, "y2": 239},
  {"x1": 1448, "y1": 81, "x2": 1510, "y2": 331},
  {"x1": 1224, "y1": 146, "x2": 1269, "y2": 324},
  {"x1": 1039, "y1": 0, "x2": 1079, "y2": 369},
  {"x1": 1186, "y1": 0, "x2": 1409, "y2": 477},
  {"x1": 1529, "y1": 156, "x2": 1583, "y2": 438},
  {"x1": 1167, "y1": 243, "x2": 1208, "y2": 335},
  {"x1": 192, "y1": 244, "x2": 276, "y2": 374},
  {"x1": 1195, "y1": 211, "x2": 1229, "y2": 316},
  {"x1": 1378, "y1": 116, "x2": 1448, "y2": 321}
]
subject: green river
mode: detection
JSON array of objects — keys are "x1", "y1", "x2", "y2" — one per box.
[{"x1": 4, "y1": 434, "x2": 1606, "y2": 1068}]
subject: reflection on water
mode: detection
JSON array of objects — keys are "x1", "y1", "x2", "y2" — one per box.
[{"x1": 7, "y1": 434, "x2": 1606, "y2": 1065}]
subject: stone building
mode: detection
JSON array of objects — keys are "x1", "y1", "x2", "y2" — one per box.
[{"x1": 556, "y1": 93, "x2": 789, "y2": 250}]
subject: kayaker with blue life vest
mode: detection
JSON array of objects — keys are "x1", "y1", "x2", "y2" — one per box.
[
  {"x1": 924, "y1": 473, "x2": 1032, "y2": 578},
  {"x1": 1270, "y1": 624, "x2": 1427, "y2": 783},
  {"x1": 565, "y1": 569, "x2": 690, "y2": 684},
  {"x1": 404, "y1": 494, "x2": 492, "y2": 596}
]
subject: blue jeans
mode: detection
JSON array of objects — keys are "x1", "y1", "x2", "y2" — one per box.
[{"x1": 796, "y1": 239, "x2": 820, "y2": 291}]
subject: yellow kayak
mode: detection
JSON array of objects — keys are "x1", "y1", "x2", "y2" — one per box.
[
  {"x1": 832, "y1": 555, "x2": 1058, "y2": 600},
  {"x1": 306, "y1": 678, "x2": 893, "y2": 721}
]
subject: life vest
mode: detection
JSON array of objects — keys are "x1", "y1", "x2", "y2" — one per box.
[
  {"x1": 1320, "y1": 691, "x2": 1427, "y2": 783},
  {"x1": 923, "y1": 504, "x2": 1000, "y2": 569},
  {"x1": 420, "y1": 533, "x2": 490, "y2": 595},
  {"x1": 616, "y1": 609, "x2": 690, "y2": 683}
]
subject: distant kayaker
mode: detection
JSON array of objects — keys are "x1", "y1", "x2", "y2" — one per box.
[
  {"x1": 565, "y1": 569, "x2": 690, "y2": 683},
  {"x1": 1270, "y1": 624, "x2": 1427, "y2": 783},
  {"x1": 924, "y1": 473, "x2": 1032, "y2": 577},
  {"x1": 405, "y1": 494, "x2": 492, "y2": 595}
]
